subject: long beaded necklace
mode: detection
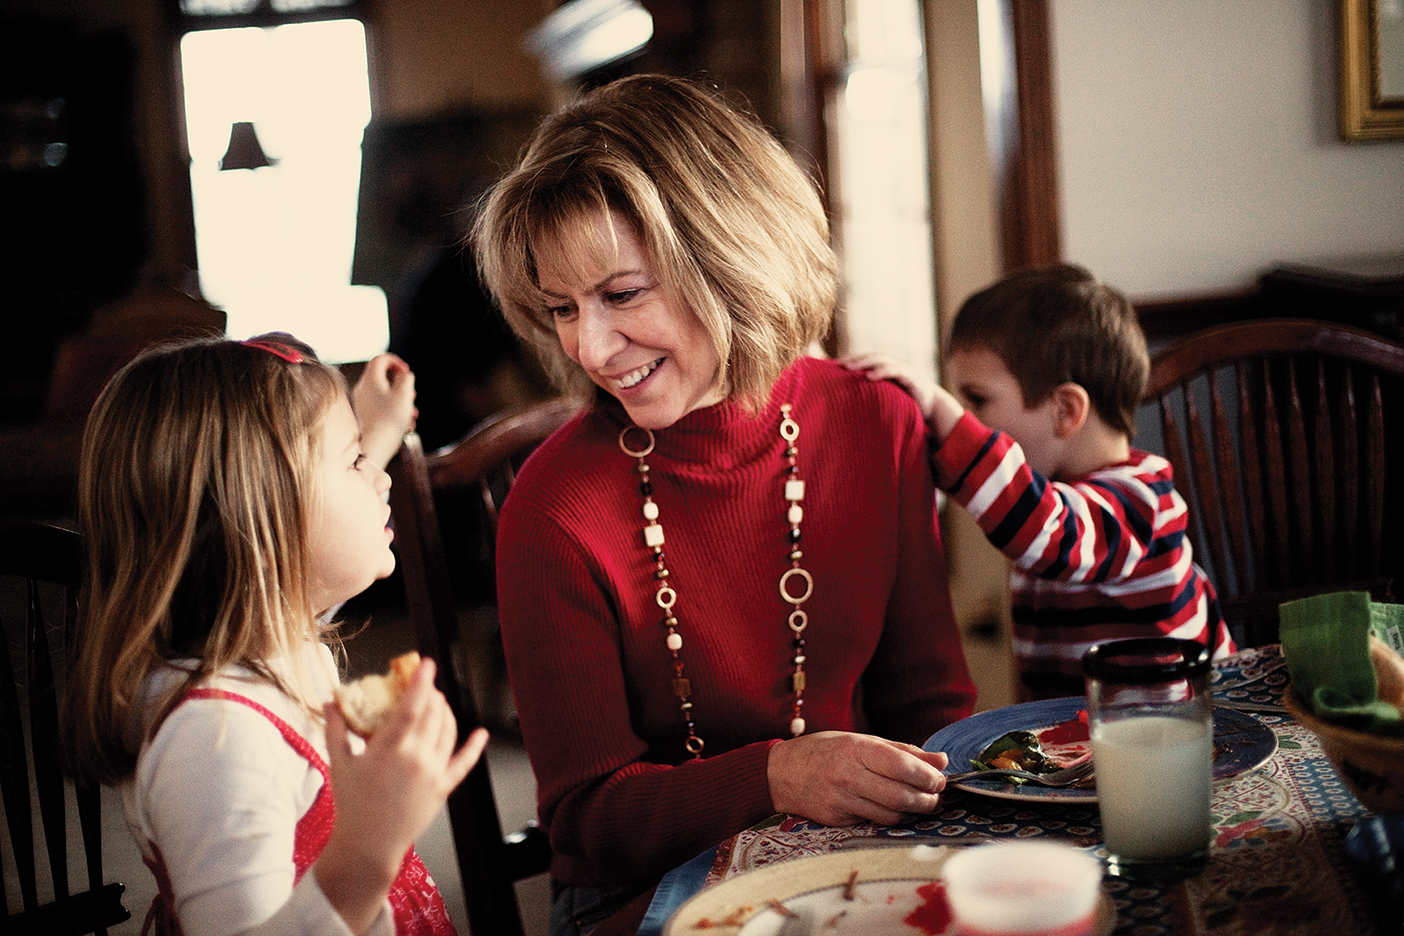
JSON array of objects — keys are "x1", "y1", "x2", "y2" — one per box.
[{"x1": 620, "y1": 403, "x2": 812, "y2": 759}]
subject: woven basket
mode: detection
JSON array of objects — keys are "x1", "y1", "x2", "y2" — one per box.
[{"x1": 1284, "y1": 637, "x2": 1404, "y2": 815}]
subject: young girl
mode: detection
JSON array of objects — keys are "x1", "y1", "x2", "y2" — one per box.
[{"x1": 61, "y1": 333, "x2": 485, "y2": 936}]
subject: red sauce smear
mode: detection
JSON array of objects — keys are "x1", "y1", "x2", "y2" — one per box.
[
  {"x1": 903, "y1": 881, "x2": 953, "y2": 935},
  {"x1": 1037, "y1": 710, "x2": 1089, "y2": 745}
]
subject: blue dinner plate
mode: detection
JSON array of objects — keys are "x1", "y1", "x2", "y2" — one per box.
[{"x1": 923, "y1": 697, "x2": 1278, "y2": 803}]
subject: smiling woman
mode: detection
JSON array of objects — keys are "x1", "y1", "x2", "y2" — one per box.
[
  {"x1": 533, "y1": 209, "x2": 724, "y2": 430},
  {"x1": 471, "y1": 74, "x2": 977, "y2": 936}
]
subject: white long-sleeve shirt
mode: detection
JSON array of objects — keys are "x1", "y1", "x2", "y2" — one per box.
[{"x1": 120, "y1": 644, "x2": 395, "y2": 936}]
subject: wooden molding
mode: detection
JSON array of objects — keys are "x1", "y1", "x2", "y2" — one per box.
[
  {"x1": 1004, "y1": 0, "x2": 1060, "y2": 269},
  {"x1": 996, "y1": 0, "x2": 1061, "y2": 271}
]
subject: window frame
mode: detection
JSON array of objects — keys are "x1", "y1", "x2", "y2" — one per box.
[{"x1": 165, "y1": 0, "x2": 370, "y2": 33}]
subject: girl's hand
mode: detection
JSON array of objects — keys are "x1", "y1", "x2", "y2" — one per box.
[
  {"x1": 841, "y1": 353, "x2": 966, "y2": 442},
  {"x1": 766, "y1": 730, "x2": 949, "y2": 826},
  {"x1": 352, "y1": 353, "x2": 418, "y2": 470},
  {"x1": 315, "y1": 658, "x2": 486, "y2": 933}
]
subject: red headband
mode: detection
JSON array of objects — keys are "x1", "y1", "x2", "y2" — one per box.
[{"x1": 240, "y1": 338, "x2": 306, "y2": 364}]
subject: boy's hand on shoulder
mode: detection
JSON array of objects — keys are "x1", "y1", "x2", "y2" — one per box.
[
  {"x1": 840, "y1": 353, "x2": 965, "y2": 442},
  {"x1": 841, "y1": 352, "x2": 938, "y2": 410}
]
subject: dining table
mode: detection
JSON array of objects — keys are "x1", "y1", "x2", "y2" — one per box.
[{"x1": 636, "y1": 644, "x2": 1399, "y2": 936}]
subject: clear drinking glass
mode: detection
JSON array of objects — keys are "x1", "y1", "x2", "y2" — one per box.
[{"x1": 1082, "y1": 637, "x2": 1213, "y2": 882}]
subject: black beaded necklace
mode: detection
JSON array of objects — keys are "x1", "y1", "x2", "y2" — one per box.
[{"x1": 619, "y1": 403, "x2": 812, "y2": 758}]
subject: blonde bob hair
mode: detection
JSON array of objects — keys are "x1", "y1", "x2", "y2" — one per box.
[
  {"x1": 473, "y1": 74, "x2": 838, "y2": 410},
  {"x1": 63, "y1": 334, "x2": 345, "y2": 785}
]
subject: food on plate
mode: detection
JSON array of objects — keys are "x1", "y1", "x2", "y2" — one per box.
[
  {"x1": 335, "y1": 651, "x2": 421, "y2": 736},
  {"x1": 765, "y1": 899, "x2": 796, "y2": 918},
  {"x1": 971, "y1": 711, "x2": 1089, "y2": 777},
  {"x1": 691, "y1": 905, "x2": 752, "y2": 929},
  {"x1": 972, "y1": 729, "x2": 1057, "y2": 773},
  {"x1": 690, "y1": 870, "x2": 953, "y2": 935},
  {"x1": 1038, "y1": 708, "x2": 1090, "y2": 745}
]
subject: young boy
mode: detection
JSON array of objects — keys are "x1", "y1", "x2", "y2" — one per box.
[{"x1": 848, "y1": 263, "x2": 1232, "y2": 699}]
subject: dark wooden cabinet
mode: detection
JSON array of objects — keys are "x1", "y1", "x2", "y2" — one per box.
[
  {"x1": 1260, "y1": 255, "x2": 1404, "y2": 341},
  {"x1": 1, "y1": 16, "x2": 148, "y2": 422}
]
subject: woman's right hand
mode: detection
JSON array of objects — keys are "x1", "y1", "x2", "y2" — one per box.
[
  {"x1": 316, "y1": 658, "x2": 486, "y2": 933},
  {"x1": 766, "y1": 730, "x2": 950, "y2": 826}
]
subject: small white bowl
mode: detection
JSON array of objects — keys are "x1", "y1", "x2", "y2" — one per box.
[{"x1": 942, "y1": 840, "x2": 1103, "y2": 935}]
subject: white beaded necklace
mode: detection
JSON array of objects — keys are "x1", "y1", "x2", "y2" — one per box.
[{"x1": 620, "y1": 403, "x2": 811, "y2": 759}]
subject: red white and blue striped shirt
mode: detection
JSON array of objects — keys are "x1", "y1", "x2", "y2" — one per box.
[{"x1": 931, "y1": 411, "x2": 1233, "y2": 699}]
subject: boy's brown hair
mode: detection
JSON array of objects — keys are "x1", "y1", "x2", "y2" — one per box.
[{"x1": 948, "y1": 263, "x2": 1148, "y2": 437}]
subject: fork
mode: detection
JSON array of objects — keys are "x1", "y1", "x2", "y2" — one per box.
[{"x1": 943, "y1": 755, "x2": 1094, "y2": 787}]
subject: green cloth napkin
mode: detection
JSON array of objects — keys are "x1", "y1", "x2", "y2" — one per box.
[{"x1": 1280, "y1": 591, "x2": 1404, "y2": 737}]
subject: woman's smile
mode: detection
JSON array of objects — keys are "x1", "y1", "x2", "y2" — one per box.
[
  {"x1": 612, "y1": 357, "x2": 663, "y2": 390},
  {"x1": 537, "y1": 209, "x2": 724, "y2": 430}
]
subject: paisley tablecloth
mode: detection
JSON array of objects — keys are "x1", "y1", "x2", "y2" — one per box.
[{"x1": 641, "y1": 645, "x2": 1391, "y2": 936}]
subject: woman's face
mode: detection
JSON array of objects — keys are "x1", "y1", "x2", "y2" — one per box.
[{"x1": 537, "y1": 209, "x2": 725, "y2": 430}]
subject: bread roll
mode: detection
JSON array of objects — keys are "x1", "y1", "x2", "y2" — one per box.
[
  {"x1": 1371, "y1": 635, "x2": 1404, "y2": 713},
  {"x1": 335, "y1": 651, "x2": 421, "y2": 736}
]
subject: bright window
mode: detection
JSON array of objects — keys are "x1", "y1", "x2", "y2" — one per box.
[
  {"x1": 831, "y1": 0, "x2": 938, "y2": 386},
  {"x1": 181, "y1": 18, "x2": 386, "y2": 363}
]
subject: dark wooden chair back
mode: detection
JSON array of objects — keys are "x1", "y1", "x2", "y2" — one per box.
[
  {"x1": 0, "y1": 519, "x2": 129, "y2": 936},
  {"x1": 387, "y1": 397, "x2": 584, "y2": 936},
  {"x1": 1141, "y1": 318, "x2": 1404, "y2": 647}
]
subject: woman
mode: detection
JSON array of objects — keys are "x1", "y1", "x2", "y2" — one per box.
[{"x1": 473, "y1": 74, "x2": 976, "y2": 935}]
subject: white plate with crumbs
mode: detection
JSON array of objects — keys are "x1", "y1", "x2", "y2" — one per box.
[{"x1": 663, "y1": 845, "x2": 1114, "y2": 935}]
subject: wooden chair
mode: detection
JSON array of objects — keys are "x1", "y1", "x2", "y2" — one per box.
[
  {"x1": 387, "y1": 397, "x2": 584, "y2": 936},
  {"x1": 1141, "y1": 318, "x2": 1404, "y2": 647},
  {"x1": 0, "y1": 519, "x2": 129, "y2": 936}
]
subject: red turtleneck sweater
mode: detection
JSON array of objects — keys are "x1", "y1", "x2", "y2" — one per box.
[{"x1": 496, "y1": 356, "x2": 976, "y2": 887}]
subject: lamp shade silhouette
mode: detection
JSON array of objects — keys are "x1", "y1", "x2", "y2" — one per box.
[{"x1": 219, "y1": 121, "x2": 277, "y2": 170}]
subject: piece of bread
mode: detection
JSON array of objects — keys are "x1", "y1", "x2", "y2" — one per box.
[
  {"x1": 335, "y1": 651, "x2": 421, "y2": 736},
  {"x1": 1371, "y1": 635, "x2": 1404, "y2": 714}
]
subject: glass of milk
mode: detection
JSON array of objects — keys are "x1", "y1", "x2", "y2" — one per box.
[{"x1": 1082, "y1": 637, "x2": 1213, "y2": 882}]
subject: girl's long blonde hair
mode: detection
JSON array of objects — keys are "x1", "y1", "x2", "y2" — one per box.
[{"x1": 63, "y1": 334, "x2": 344, "y2": 786}]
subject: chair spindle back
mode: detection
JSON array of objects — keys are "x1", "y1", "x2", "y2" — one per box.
[
  {"x1": 1143, "y1": 318, "x2": 1404, "y2": 646},
  {"x1": 0, "y1": 519, "x2": 129, "y2": 936},
  {"x1": 387, "y1": 397, "x2": 584, "y2": 936}
]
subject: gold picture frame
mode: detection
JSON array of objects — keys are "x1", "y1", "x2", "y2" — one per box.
[{"x1": 1339, "y1": 0, "x2": 1404, "y2": 140}]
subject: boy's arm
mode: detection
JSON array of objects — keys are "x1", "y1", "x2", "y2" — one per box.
[
  {"x1": 841, "y1": 353, "x2": 965, "y2": 440},
  {"x1": 932, "y1": 413, "x2": 1164, "y2": 586}
]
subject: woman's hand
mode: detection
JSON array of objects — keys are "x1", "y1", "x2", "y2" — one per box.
[
  {"x1": 766, "y1": 730, "x2": 950, "y2": 827},
  {"x1": 316, "y1": 658, "x2": 486, "y2": 934},
  {"x1": 352, "y1": 353, "x2": 418, "y2": 470}
]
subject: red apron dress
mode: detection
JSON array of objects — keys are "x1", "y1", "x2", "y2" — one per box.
[{"x1": 142, "y1": 688, "x2": 458, "y2": 936}]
